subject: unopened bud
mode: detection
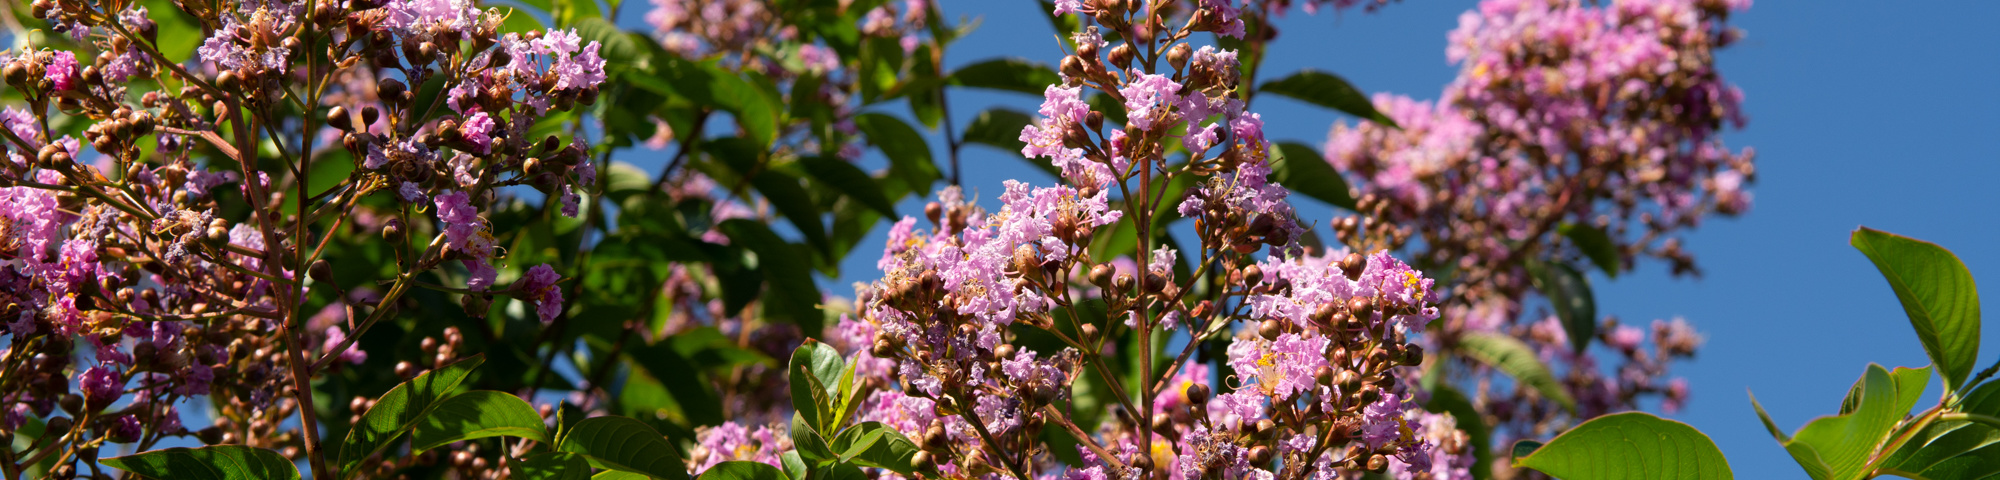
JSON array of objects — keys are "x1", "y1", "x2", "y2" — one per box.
[
  {"x1": 1108, "y1": 44, "x2": 1135, "y2": 70},
  {"x1": 1185, "y1": 383, "x2": 1210, "y2": 404},
  {"x1": 1168, "y1": 43, "x2": 1192, "y2": 72}
]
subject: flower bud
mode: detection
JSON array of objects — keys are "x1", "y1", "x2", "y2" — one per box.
[
  {"x1": 1113, "y1": 273, "x2": 1134, "y2": 293},
  {"x1": 1340, "y1": 252, "x2": 1366, "y2": 280},
  {"x1": 1258, "y1": 319, "x2": 1282, "y2": 340},
  {"x1": 1335, "y1": 370, "x2": 1360, "y2": 392},
  {"x1": 1129, "y1": 452, "x2": 1153, "y2": 471},
  {"x1": 1185, "y1": 382, "x2": 1210, "y2": 404},
  {"x1": 1089, "y1": 264, "x2": 1115, "y2": 288},
  {"x1": 361, "y1": 106, "x2": 381, "y2": 127},
  {"x1": 377, "y1": 78, "x2": 407, "y2": 102},
  {"x1": 327, "y1": 106, "x2": 352, "y2": 131},
  {"x1": 1366, "y1": 454, "x2": 1388, "y2": 472},
  {"x1": 1080, "y1": 323, "x2": 1100, "y2": 342},
  {"x1": 217, "y1": 70, "x2": 242, "y2": 91},
  {"x1": 1108, "y1": 44, "x2": 1135, "y2": 70},
  {"x1": 911, "y1": 451, "x2": 934, "y2": 472},
  {"x1": 1348, "y1": 296, "x2": 1374, "y2": 315},
  {"x1": 1248, "y1": 446, "x2": 1272, "y2": 465},
  {"x1": 1168, "y1": 43, "x2": 1192, "y2": 72},
  {"x1": 309, "y1": 259, "x2": 333, "y2": 283},
  {"x1": 382, "y1": 218, "x2": 404, "y2": 243},
  {"x1": 1061, "y1": 55, "x2": 1086, "y2": 80},
  {"x1": 1242, "y1": 265, "x2": 1263, "y2": 285}
]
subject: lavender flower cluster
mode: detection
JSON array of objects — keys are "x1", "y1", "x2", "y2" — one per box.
[
  {"x1": 684, "y1": 1, "x2": 1475, "y2": 478},
  {"x1": 1322, "y1": 0, "x2": 1750, "y2": 440},
  {"x1": 1, "y1": 0, "x2": 604, "y2": 475}
]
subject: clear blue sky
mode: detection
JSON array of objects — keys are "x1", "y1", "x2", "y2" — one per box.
[{"x1": 611, "y1": 1, "x2": 2000, "y2": 477}]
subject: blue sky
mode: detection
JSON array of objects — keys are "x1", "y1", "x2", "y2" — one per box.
[{"x1": 741, "y1": 1, "x2": 2000, "y2": 477}]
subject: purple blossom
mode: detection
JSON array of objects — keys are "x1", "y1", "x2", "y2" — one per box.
[
  {"x1": 520, "y1": 263, "x2": 564, "y2": 323},
  {"x1": 48, "y1": 51, "x2": 78, "y2": 91},
  {"x1": 1120, "y1": 70, "x2": 1182, "y2": 131},
  {"x1": 1052, "y1": 0, "x2": 1085, "y2": 15},
  {"x1": 798, "y1": 44, "x2": 838, "y2": 73},
  {"x1": 690, "y1": 422, "x2": 786, "y2": 473},
  {"x1": 109, "y1": 415, "x2": 142, "y2": 443},
  {"x1": 383, "y1": 0, "x2": 481, "y2": 36},
  {"x1": 80, "y1": 366, "x2": 122, "y2": 407},
  {"x1": 462, "y1": 111, "x2": 496, "y2": 154},
  {"x1": 323, "y1": 327, "x2": 368, "y2": 365}
]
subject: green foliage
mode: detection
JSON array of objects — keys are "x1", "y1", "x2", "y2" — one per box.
[
  {"x1": 411, "y1": 390, "x2": 551, "y2": 453},
  {"x1": 1559, "y1": 223, "x2": 1622, "y2": 278},
  {"x1": 1851, "y1": 227, "x2": 1982, "y2": 396},
  {"x1": 513, "y1": 453, "x2": 597, "y2": 480},
  {"x1": 1268, "y1": 142, "x2": 1357, "y2": 210},
  {"x1": 1257, "y1": 70, "x2": 1398, "y2": 128},
  {"x1": 338, "y1": 355, "x2": 485, "y2": 477},
  {"x1": 948, "y1": 59, "x2": 1063, "y2": 96},
  {"x1": 699, "y1": 462, "x2": 788, "y2": 480},
  {"x1": 1511, "y1": 412, "x2": 1732, "y2": 479},
  {"x1": 1754, "y1": 365, "x2": 1911, "y2": 480},
  {"x1": 1527, "y1": 259, "x2": 1598, "y2": 355},
  {"x1": 102, "y1": 446, "x2": 301, "y2": 480},
  {"x1": 1457, "y1": 332, "x2": 1576, "y2": 412},
  {"x1": 556, "y1": 416, "x2": 693, "y2": 480}
]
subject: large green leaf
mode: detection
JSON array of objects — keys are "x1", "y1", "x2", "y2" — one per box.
[
  {"x1": 1256, "y1": 70, "x2": 1397, "y2": 128},
  {"x1": 1878, "y1": 417, "x2": 2000, "y2": 480},
  {"x1": 1850, "y1": 227, "x2": 1982, "y2": 395},
  {"x1": 792, "y1": 411, "x2": 835, "y2": 463},
  {"x1": 337, "y1": 355, "x2": 484, "y2": 478},
  {"x1": 1457, "y1": 332, "x2": 1575, "y2": 412},
  {"x1": 649, "y1": 56, "x2": 782, "y2": 147},
  {"x1": 719, "y1": 219, "x2": 824, "y2": 333},
  {"x1": 699, "y1": 461, "x2": 788, "y2": 480},
  {"x1": 748, "y1": 169, "x2": 832, "y2": 257},
  {"x1": 557, "y1": 416, "x2": 691, "y2": 480},
  {"x1": 1559, "y1": 223, "x2": 1621, "y2": 278},
  {"x1": 947, "y1": 59, "x2": 1061, "y2": 96},
  {"x1": 102, "y1": 446, "x2": 300, "y2": 480},
  {"x1": 514, "y1": 452, "x2": 595, "y2": 480},
  {"x1": 1527, "y1": 259, "x2": 1597, "y2": 356},
  {"x1": 854, "y1": 113, "x2": 940, "y2": 193},
  {"x1": 1768, "y1": 364, "x2": 1906, "y2": 480},
  {"x1": 1840, "y1": 365, "x2": 1930, "y2": 417},
  {"x1": 1269, "y1": 142, "x2": 1356, "y2": 210},
  {"x1": 834, "y1": 422, "x2": 925, "y2": 475},
  {"x1": 790, "y1": 340, "x2": 847, "y2": 433},
  {"x1": 411, "y1": 390, "x2": 550, "y2": 452},
  {"x1": 1512, "y1": 412, "x2": 1731, "y2": 479},
  {"x1": 799, "y1": 156, "x2": 897, "y2": 218},
  {"x1": 961, "y1": 108, "x2": 1034, "y2": 157}
]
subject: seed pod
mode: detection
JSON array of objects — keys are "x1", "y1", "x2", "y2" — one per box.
[
  {"x1": 1242, "y1": 265, "x2": 1263, "y2": 285},
  {"x1": 1341, "y1": 252, "x2": 1366, "y2": 280},
  {"x1": 1060, "y1": 55, "x2": 1086, "y2": 80},
  {"x1": 217, "y1": 70, "x2": 242, "y2": 91},
  {"x1": 1258, "y1": 319, "x2": 1282, "y2": 340},
  {"x1": 1168, "y1": 43, "x2": 1192, "y2": 72},
  {"x1": 1366, "y1": 454, "x2": 1387, "y2": 472},
  {"x1": 911, "y1": 451, "x2": 934, "y2": 472},
  {"x1": 377, "y1": 78, "x2": 407, "y2": 101},
  {"x1": 1401, "y1": 344, "x2": 1424, "y2": 366},
  {"x1": 327, "y1": 106, "x2": 352, "y2": 131},
  {"x1": 1185, "y1": 383, "x2": 1210, "y2": 404},
  {"x1": 1248, "y1": 446, "x2": 1272, "y2": 465},
  {"x1": 1089, "y1": 264, "x2": 1115, "y2": 288},
  {"x1": 1108, "y1": 44, "x2": 1135, "y2": 70},
  {"x1": 361, "y1": 106, "x2": 380, "y2": 127},
  {"x1": 1348, "y1": 296, "x2": 1374, "y2": 315}
]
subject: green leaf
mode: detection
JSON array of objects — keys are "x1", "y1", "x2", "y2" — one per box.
[
  {"x1": 1257, "y1": 70, "x2": 1397, "y2": 128},
  {"x1": 338, "y1": 355, "x2": 485, "y2": 477},
  {"x1": 514, "y1": 452, "x2": 595, "y2": 480},
  {"x1": 1850, "y1": 227, "x2": 1982, "y2": 395},
  {"x1": 1527, "y1": 259, "x2": 1597, "y2": 356},
  {"x1": 1840, "y1": 365, "x2": 1930, "y2": 417},
  {"x1": 593, "y1": 472, "x2": 653, "y2": 480},
  {"x1": 948, "y1": 59, "x2": 1061, "y2": 96},
  {"x1": 652, "y1": 57, "x2": 782, "y2": 147},
  {"x1": 799, "y1": 156, "x2": 897, "y2": 218},
  {"x1": 792, "y1": 412, "x2": 835, "y2": 463},
  {"x1": 1424, "y1": 383, "x2": 1493, "y2": 479},
  {"x1": 719, "y1": 219, "x2": 823, "y2": 333},
  {"x1": 961, "y1": 108, "x2": 1035, "y2": 157},
  {"x1": 854, "y1": 113, "x2": 940, "y2": 193},
  {"x1": 102, "y1": 446, "x2": 300, "y2": 480},
  {"x1": 779, "y1": 451, "x2": 809, "y2": 480},
  {"x1": 1513, "y1": 412, "x2": 1732, "y2": 479},
  {"x1": 412, "y1": 390, "x2": 550, "y2": 452},
  {"x1": 558, "y1": 416, "x2": 691, "y2": 480},
  {"x1": 1773, "y1": 364, "x2": 1906, "y2": 480},
  {"x1": 572, "y1": 18, "x2": 641, "y2": 70},
  {"x1": 749, "y1": 170, "x2": 832, "y2": 257},
  {"x1": 1878, "y1": 416, "x2": 2000, "y2": 480},
  {"x1": 699, "y1": 461, "x2": 788, "y2": 480},
  {"x1": 834, "y1": 422, "x2": 925, "y2": 474},
  {"x1": 1749, "y1": 391, "x2": 1790, "y2": 442},
  {"x1": 1269, "y1": 142, "x2": 1356, "y2": 210},
  {"x1": 790, "y1": 340, "x2": 846, "y2": 432},
  {"x1": 1559, "y1": 223, "x2": 1621, "y2": 278},
  {"x1": 1458, "y1": 332, "x2": 1575, "y2": 412},
  {"x1": 1511, "y1": 441, "x2": 1543, "y2": 461}
]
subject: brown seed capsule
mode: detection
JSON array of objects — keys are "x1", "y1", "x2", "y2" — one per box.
[
  {"x1": 361, "y1": 106, "x2": 381, "y2": 127},
  {"x1": 1348, "y1": 296, "x2": 1374, "y2": 315},
  {"x1": 1168, "y1": 43, "x2": 1193, "y2": 72},
  {"x1": 1366, "y1": 454, "x2": 1388, "y2": 472},
  {"x1": 1061, "y1": 55, "x2": 1086, "y2": 80},
  {"x1": 1108, "y1": 44, "x2": 1136, "y2": 70},
  {"x1": 1242, "y1": 264, "x2": 1263, "y2": 285},
  {"x1": 1401, "y1": 344, "x2": 1424, "y2": 366},
  {"x1": 1315, "y1": 365, "x2": 1335, "y2": 386},
  {"x1": 1080, "y1": 323, "x2": 1100, "y2": 342},
  {"x1": 1113, "y1": 273, "x2": 1135, "y2": 293},
  {"x1": 1258, "y1": 319, "x2": 1282, "y2": 340},
  {"x1": 327, "y1": 106, "x2": 352, "y2": 131},
  {"x1": 1248, "y1": 446, "x2": 1272, "y2": 465},
  {"x1": 871, "y1": 339, "x2": 896, "y2": 358},
  {"x1": 1089, "y1": 264, "x2": 1115, "y2": 288},
  {"x1": 1335, "y1": 370, "x2": 1361, "y2": 392},
  {"x1": 1130, "y1": 453, "x2": 1153, "y2": 471},
  {"x1": 1185, "y1": 383, "x2": 1210, "y2": 405},
  {"x1": 377, "y1": 78, "x2": 407, "y2": 101},
  {"x1": 911, "y1": 451, "x2": 934, "y2": 472},
  {"x1": 1341, "y1": 252, "x2": 1366, "y2": 280},
  {"x1": 217, "y1": 70, "x2": 242, "y2": 91},
  {"x1": 382, "y1": 218, "x2": 404, "y2": 242},
  {"x1": 309, "y1": 259, "x2": 333, "y2": 283}
]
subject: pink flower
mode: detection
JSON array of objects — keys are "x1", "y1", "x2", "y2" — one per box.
[{"x1": 519, "y1": 263, "x2": 564, "y2": 323}]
